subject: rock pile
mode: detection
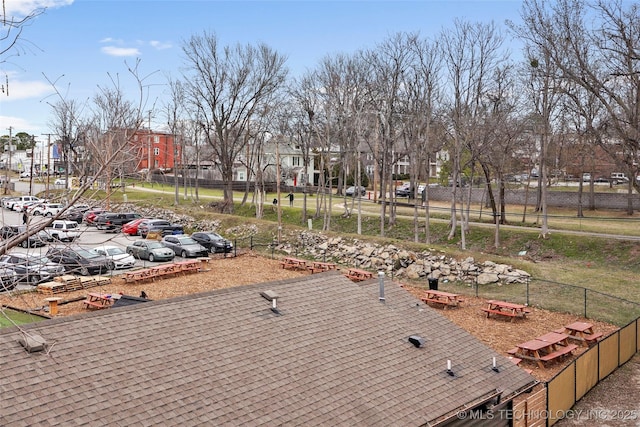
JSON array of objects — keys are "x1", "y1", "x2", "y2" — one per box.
[{"x1": 278, "y1": 231, "x2": 531, "y2": 286}]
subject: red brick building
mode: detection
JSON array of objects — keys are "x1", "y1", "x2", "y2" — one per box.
[{"x1": 132, "y1": 130, "x2": 180, "y2": 171}]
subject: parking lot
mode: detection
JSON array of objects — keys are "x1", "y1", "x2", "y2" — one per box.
[{"x1": 1, "y1": 204, "x2": 192, "y2": 292}]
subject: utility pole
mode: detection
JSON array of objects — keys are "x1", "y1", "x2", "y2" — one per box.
[
  {"x1": 3, "y1": 126, "x2": 11, "y2": 195},
  {"x1": 29, "y1": 135, "x2": 36, "y2": 195},
  {"x1": 42, "y1": 133, "x2": 55, "y2": 199}
]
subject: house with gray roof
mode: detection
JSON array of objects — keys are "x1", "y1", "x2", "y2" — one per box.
[{"x1": 0, "y1": 271, "x2": 536, "y2": 426}]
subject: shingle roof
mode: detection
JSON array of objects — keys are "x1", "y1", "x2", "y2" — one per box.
[{"x1": 0, "y1": 272, "x2": 535, "y2": 426}]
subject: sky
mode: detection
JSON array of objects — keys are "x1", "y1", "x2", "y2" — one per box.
[{"x1": 0, "y1": 0, "x2": 525, "y2": 143}]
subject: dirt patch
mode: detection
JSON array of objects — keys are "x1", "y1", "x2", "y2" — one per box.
[{"x1": 0, "y1": 252, "x2": 620, "y2": 383}]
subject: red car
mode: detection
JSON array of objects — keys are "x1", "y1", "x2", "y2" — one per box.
[
  {"x1": 121, "y1": 218, "x2": 150, "y2": 236},
  {"x1": 83, "y1": 208, "x2": 105, "y2": 225}
]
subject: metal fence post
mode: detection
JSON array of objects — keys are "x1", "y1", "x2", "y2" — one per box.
[
  {"x1": 526, "y1": 278, "x2": 530, "y2": 306},
  {"x1": 584, "y1": 288, "x2": 587, "y2": 318}
]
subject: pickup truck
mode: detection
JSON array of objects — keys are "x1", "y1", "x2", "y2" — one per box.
[
  {"x1": 95, "y1": 212, "x2": 142, "y2": 231},
  {"x1": 45, "y1": 220, "x2": 81, "y2": 242}
]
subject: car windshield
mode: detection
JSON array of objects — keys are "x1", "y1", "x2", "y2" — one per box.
[
  {"x1": 177, "y1": 237, "x2": 197, "y2": 245},
  {"x1": 64, "y1": 222, "x2": 79, "y2": 229},
  {"x1": 76, "y1": 249, "x2": 100, "y2": 259},
  {"x1": 208, "y1": 233, "x2": 223, "y2": 240},
  {"x1": 105, "y1": 247, "x2": 125, "y2": 255},
  {"x1": 146, "y1": 242, "x2": 164, "y2": 249}
]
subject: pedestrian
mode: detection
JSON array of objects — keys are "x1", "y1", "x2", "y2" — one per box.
[
  {"x1": 22, "y1": 211, "x2": 28, "y2": 224},
  {"x1": 287, "y1": 192, "x2": 294, "y2": 207}
]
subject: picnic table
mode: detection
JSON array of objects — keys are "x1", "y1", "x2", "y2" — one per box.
[
  {"x1": 174, "y1": 260, "x2": 201, "y2": 274},
  {"x1": 481, "y1": 300, "x2": 531, "y2": 321},
  {"x1": 151, "y1": 263, "x2": 181, "y2": 278},
  {"x1": 83, "y1": 293, "x2": 115, "y2": 310},
  {"x1": 421, "y1": 290, "x2": 464, "y2": 309},
  {"x1": 344, "y1": 268, "x2": 373, "y2": 282},
  {"x1": 509, "y1": 332, "x2": 578, "y2": 368},
  {"x1": 307, "y1": 261, "x2": 337, "y2": 274},
  {"x1": 556, "y1": 322, "x2": 603, "y2": 346},
  {"x1": 280, "y1": 257, "x2": 308, "y2": 271},
  {"x1": 124, "y1": 268, "x2": 158, "y2": 284}
]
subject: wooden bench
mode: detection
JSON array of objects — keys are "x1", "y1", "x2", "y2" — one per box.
[
  {"x1": 82, "y1": 300, "x2": 105, "y2": 309},
  {"x1": 481, "y1": 308, "x2": 518, "y2": 318},
  {"x1": 539, "y1": 344, "x2": 578, "y2": 362},
  {"x1": 584, "y1": 332, "x2": 603, "y2": 345},
  {"x1": 344, "y1": 268, "x2": 373, "y2": 282}
]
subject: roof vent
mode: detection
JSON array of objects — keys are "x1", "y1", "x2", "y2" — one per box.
[
  {"x1": 408, "y1": 335, "x2": 425, "y2": 348},
  {"x1": 18, "y1": 333, "x2": 47, "y2": 353},
  {"x1": 260, "y1": 290, "x2": 278, "y2": 301}
]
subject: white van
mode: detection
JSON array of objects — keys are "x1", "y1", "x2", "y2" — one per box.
[{"x1": 610, "y1": 172, "x2": 629, "y2": 185}]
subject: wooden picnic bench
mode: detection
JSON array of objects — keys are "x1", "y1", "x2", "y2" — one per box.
[
  {"x1": 124, "y1": 268, "x2": 158, "y2": 283},
  {"x1": 344, "y1": 268, "x2": 373, "y2": 282},
  {"x1": 280, "y1": 257, "x2": 308, "y2": 271},
  {"x1": 554, "y1": 322, "x2": 603, "y2": 346},
  {"x1": 481, "y1": 300, "x2": 531, "y2": 321},
  {"x1": 82, "y1": 293, "x2": 114, "y2": 310},
  {"x1": 421, "y1": 290, "x2": 464, "y2": 309},
  {"x1": 307, "y1": 261, "x2": 337, "y2": 274},
  {"x1": 509, "y1": 331, "x2": 578, "y2": 368}
]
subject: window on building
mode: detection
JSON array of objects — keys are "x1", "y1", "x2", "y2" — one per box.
[
  {"x1": 292, "y1": 156, "x2": 300, "y2": 166},
  {"x1": 154, "y1": 148, "x2": 160, "y2": 156},
  {"x1": 238, "y1": 171, "x2": 245, "y2": 181},
  {"x1": 154, "y1": 136, "x2": 160, "y2": 143}
]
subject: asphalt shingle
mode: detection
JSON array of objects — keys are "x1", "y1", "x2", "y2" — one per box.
[{"x1": 0, "y1": 272, "x2": 535, "y2": 426}]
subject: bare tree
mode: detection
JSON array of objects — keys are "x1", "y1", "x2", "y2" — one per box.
[
  {"x1": 440, "y1": 19, "x2": 508, "y2": 248},
  {"x1": 515, "y1": 0, "x2": 640, "y2": 215},
  {"x1": 181, "y1": 32, "x2": 288, "y2": 213}
]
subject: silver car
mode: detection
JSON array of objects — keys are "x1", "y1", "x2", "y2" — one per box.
[
  {"x1": 126, "y1": 240, "x2": 175, "y2": 262},
  {"x1": 161, "y1": 235, "x2": 209, "y2": 258}
]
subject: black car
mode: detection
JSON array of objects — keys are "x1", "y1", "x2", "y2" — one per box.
[
  {"x1": 46, "y1": 246, "x2": 113, "y2": 276},
  {"x1": 95, "y1": 212, "x2": 142, "y2": 231},
  {"x1": 0, "y1": 253, "x2": 65, "y2": 285},
  {"x1": 0, "y1": 225, "x2": 49, "y2": 248},
  {"x1": 191, "y1": 232, "x2": 233, "y2": 254},
  {"x1": 138, "y1": 219, "x2": 184, "y2": 239}
]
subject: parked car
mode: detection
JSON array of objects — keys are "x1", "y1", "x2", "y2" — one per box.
[
  {"x1": 10, "y1": 196, "x2": 42, "y2": 212},
  {"x1": 95, "y1": 212, "x2": 142, "y2": 231},
  {"x1": 91, "y1": 245, "x2": 136, "y2": 269},
  {"x1": 344, "y1": 186, "x2": 366, "y2": 197},
  {"x1": 0, "y1": 253, "x2": 65, "y2": 285},
  {"x1": 0, "y1": 267, "x2": 18, "y2": 292},
  {"x1": 191, "y1": 231, "x2": 233, "y2": 254},
  {"x1": 30, "y1": 203, "x2": 65, "y2": 217},
  {"x1": 121, "y1": 217, "x2": 150, "y2": 236},
  {"x1": 0, "y1": 225, "x2": 49, "y2": 248},
  {"x1": 45, "y1": 220, "x2": 81, "y2": 242},
  {"x1": 395, "y1": 183, "x2": 411, "y2": 197},
  {"x1": 64, "y1": 208, "x2": 85, "y2": 223},
  {"x1": 610, "y1": 172, "x2": 629, "y2": 185},
  {"x1": 126, "y1": 240, "x2": 175, "y2": 262},
  {"x1": 2, "y1": 197, "x2": 19, "y2": 210},
  {"x1": 83, "y1": 208, "x2": 106, "y2": 225},
  {"x1": 138, "y1": 219, "x2": 184, "y2": 239},
  {"x1": 54, "y1": 178, "x2": 67, "y2": 187},
  {"x1": 161, "y1": 235, "x2": 209, "y2": 258},
  {"x1": 13, "y1": 199, "x2": 41, "y2": 213},
  {"x1": 46, "y1": 246, "x2": 112, "y2": 276}
]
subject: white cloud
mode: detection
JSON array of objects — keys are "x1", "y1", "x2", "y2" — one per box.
[
  {"x1": 1, "y1": 76, "x2": 54, "y2": 101},
  {"x1": 0, "y1": 115, "x2": 39, "y2": 133},
  {"x1": 101, "y1": 46, "x2": 140, "y2": 57},
  {"x1": 5, "y1": 0, "x2": 74, "y2": 17},
  {"x1": 150, "y1": 40, "x2": 172, "y2": 50}
]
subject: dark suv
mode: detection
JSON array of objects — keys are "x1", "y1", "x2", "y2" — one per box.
[
  {"x1": 95, "y1": 212, "x2": 142, "y2": 232},
  {"x1": 192, "y1": 232, "x2": 233, "y2": 254},
  {"x1": 138, "y1": 219, "x2": 184, "y2": 239},
  {"x1": 46, "y1": 246, "x2": 113, "y2": 275}
]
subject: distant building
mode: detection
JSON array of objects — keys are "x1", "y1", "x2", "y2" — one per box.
[{"x1": 131, "y1": 129, "x2": 180, "y2": 171}]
